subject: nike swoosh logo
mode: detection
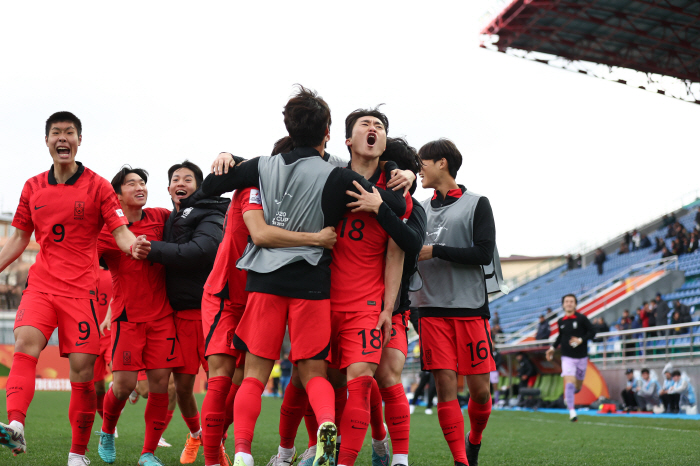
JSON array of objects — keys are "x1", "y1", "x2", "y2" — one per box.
[
  {"x1": 471, "y1": 361, "x2": 484, "y2": 368},
  {"x1": 362, "y1": 350, "x2": 377, "y2": 355},
  {"x1": 166, "y1": 357, "x2": 176, "y2": 362},
  {"x1": 35, "y1": 205, "x2": 47, "y2": 210},
  {"x1": 392, "y1": 420, "x2": 407, "y2": 425},
  {"x1": 206, "y1": 424, "x2": 221, "y2": 428},
  {"x1": 351, "y1": 425, "x2": 365, "y2": 429},
  {"x1": 75, "y1": 342, "x2": 88, "y2": 347},
  {"x1": 154, "y1": 427, "x2": 163, "y2": 431}
]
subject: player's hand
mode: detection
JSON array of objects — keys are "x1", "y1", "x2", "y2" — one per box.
[
  {"x1": 99, "y1": 318, "x2": 111, "y2": 336},
  {"x1": 211, "y1": 152, "x2": 236, "y2": 175},
  {"x1": 316, "y1": 226, "x2": 337, "y2": 249},
  {"x1": 387, "y1": 169, "x2": 415, "y2": 195},
  {"x1": 569, "y1": 336, "x2": 582, "y2": 348},
  {"x1": 130, "y1": 235, "x2": 151, "y2": 260},
  {"x1": 346, "y1": 181, "x2": 382, "y2": 214},
  {"x1": 418, "y1": 245, "x2": 433, "y2": 261},
  {"x1": 376, "y1": 309, "x2": 393, "y2": 347},
  {"x1": 545, "y1": 347, "x2": 555, "y2": 361}
]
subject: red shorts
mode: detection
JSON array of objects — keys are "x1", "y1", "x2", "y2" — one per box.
[
  {"x1": 202, "y1": 291, "x2": 245, "y2": 367},
  {"x1": 419, "y1": 316, "x2": 496, "y2": 375},
  {"x1": 173, "y1": 316, "x2": 209, "y2": 374},
  {"x1": 92, "y1": 334, "x2": 113, "y2": 382},
  {"x1": 385, "y1": 312, "x2": 409, "y2": 358},
  {"x1": 330, "y1": 310, "x2": 383, "y2": 370},
  {"x1": 137, "y1": 370, "x2": 147, "y2": 381},
  {"x1": 111, "y1": 314, "x2": 182, "y2": 372},
  {"x1": 15, "y1": 290, "x2": 101, "y2": 358},
  {"x1": 234, "y1": 292, "x2": 330, "y2": 363}
]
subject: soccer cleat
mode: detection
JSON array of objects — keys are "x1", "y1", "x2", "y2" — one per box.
[
  {"x1": 138, "y1": 452, "x2": 165, "y2": 466},
  {"x1": 98, "y1": 431, "x2": 116, "y2": 463},
  {"x1": 180, "y1": 433, "x2": 202, "y2": 463},
  {"x1": 128, "y1": 390, "x2": 140, "y2": 405},
  {"x1": 233, "y1": 454, "x2": 254, "y2": 466},
  {"x1": 298, "y1": 445, "x2": 317, "y2": 466},
  {"x1": 158, "y1": 436, "x2": 172, "y2": 447},
  {"x1": 409, "y1": 404, "x2": 415, "y2": 414},
  {"x1": 266, "y1": 447, "x2": 297, "y2": 466},
  {"x1": 313, "y1": 422, "x2": 337, "y2": 466},
  {"x1": 371, "y1": 424, "x2": 390, "y2": 466},
  {"x1": 424, "y1": 408, "x2": 433, "y2": 415},
  {"x1": 465, "y1": 431, "x2": 481, "y2": 466},
  {"x1": 569, "y1": 409, "x2": 578, "y2": 422},
  {"x1": 455, "y1": 462, "x2": 468, "y2": 466},
  {"x1": 219, "y1": 442, "x2": 231, "y2": 466},
  {"x1": 67, "y1": 453, "x2": 91, "y2": 465},
  {"x1": 0, "y1": 421, "x2": 26, "y2": 456}
]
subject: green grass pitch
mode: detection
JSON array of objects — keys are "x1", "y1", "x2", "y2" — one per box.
[{"x1": 1, "y1": 392, "x2": 699, "y2": 465}]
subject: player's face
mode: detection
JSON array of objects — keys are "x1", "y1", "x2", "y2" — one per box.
[
  {"x1": 562, "y1": 297, "x2": 576, "y2": 313},
  {"x1": 346, "y1": 116, "x2": 386, "y2": 159},
  {"x1": 419, "y1": 158, "x2": 440, "y2": 189},
  {"x1": 642, "y1": 372, "x2": 649, "y2": 381},
  {"x1": 45, "y1": 121, "x2": 81, "y2": 166},
  {"x1": 119, "y1": 173, "x2": 148, "y2": 208},
  {"x1": 168, "y1": 168, "x2": 197, "y2": 209}
]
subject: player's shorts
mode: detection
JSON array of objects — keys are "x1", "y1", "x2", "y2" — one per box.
[
  {"x1": 173, "y1": 315, "x2": 209, "y2": 374},
  {"x1": 92, "y1": 334, "x2": 113, "y2": 382},
  {"x1": 418, "y1": 316, "x2": 496, "y2": 376},
  {"x1": 561, "y1": 356, "x2": 588, "y2": 380},
  {"x1": 15, "y1": 290, "x2": 101, "y2": 357},
  {"x1": 386, "y1": 312, "x2": 410, "y2": 357},
  {"x1": 202, "y1": 291, "x2": 245, "y2": 367},
  {"x1": 111, "y1": 314, "x2": 182, "y2": 372},
  {"x1": 490, "y1": 370, "x2": 500, "y2": 384},
  {"x1": 234, "y1": 292, "x2": 330, "y2": 364},
  {"x1": 329, "y1": 310, "x2": 383, "y2": 370}
]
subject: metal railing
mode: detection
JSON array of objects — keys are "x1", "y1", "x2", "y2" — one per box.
[{"x1": 0, "y1": 310, "x2": 58, "y2": 345}]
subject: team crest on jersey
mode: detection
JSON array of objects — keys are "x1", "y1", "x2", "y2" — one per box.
[
  {"x1": 250, "y1": 189, "x2": 261, "y2": 205},
  {"x1": 425, "y1": 349, "x2": 432, "y2": 364},
  {"x1": 181, "y1": 207, "x2": 194, "y2": 218},
  {"x1": 16, "y1": 309, "x2": 24, "y2": 322},
  {"x1": 226, "y1": 330, "x2": 235, "y2": 347},
  {"x1": 116, "y1": 209, "x2": 125, "y2": 217},
  {"x1": 573, "y1": 322, "x2": 578, "y2": 329},
  {"x1": 74, "y1": 201, "x2": 85, "y2": 219},
  {"x1": 123, "y1": 351, "x2": 131, "y2": 365}
]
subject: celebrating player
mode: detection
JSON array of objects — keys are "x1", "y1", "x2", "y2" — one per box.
[
  {"x1": 411, "y1": 138, "x2": 502, "y2": 466},
  {"x1": 0, "y1": 112, "x2": 147, "y2": 466},
  {"x1": 96, "y1": 166, "x2": 182, "y2": 466},
  {"x1": 546, "y1": 294, "x2": 596, "y2": 422}
]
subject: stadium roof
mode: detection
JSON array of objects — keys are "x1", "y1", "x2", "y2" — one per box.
[{"x1": 481, "y1": 0, "x2": 700, "y2": 103}]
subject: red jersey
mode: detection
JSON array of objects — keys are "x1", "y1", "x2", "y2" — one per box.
[
  {"x1": 96, "y1": 267, "x2": 113, "y2": 336},
  {"x1": 11, "y1": 163, "x2": 128, "y2": 299},
  {"x1": 204, "y1": 187, "x2": 262, "y2": 306},
  {"x1": 330, "y1": 171, "x2": 412, "y2": 312},
  {"x1": 97, "y1": 207, "x2": 174, "y2": 323}
]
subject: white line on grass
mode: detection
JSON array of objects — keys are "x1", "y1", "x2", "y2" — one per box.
[{"x1": 513, "y1": 416, "x2": 698, "y2": 433}]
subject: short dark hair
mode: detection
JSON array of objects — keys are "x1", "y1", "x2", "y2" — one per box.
[
  {"x1": 45, "y1": 111, "x2": 82, "y2": 137},
  {"x1": 672, "y1": 370, "x2": 681, "y2": 377},
  {"x1": 418, "y1": 138, "x2": 462, "y2": 179},
  {"x1": 344, "y1": 106, "x2": 389, "y2": 154},
  {"x1": 561, "y1": 293, "x2": 578, "y2": 305},
  {"x1": 111, "y1": 165, "x2": 149, "y2": 195},
  {"x1": 283, "y1": 85, "x2": 331, "y2": 148},
  {"x1": 271, "y1": 136, "x2": 294, "y2": 156},
  {"x1": 168, "y1": 160, "x2": 203, "y2": 188},
  {"x1": 380, "y1": 137, "x2": 421, "y2": 194},
  {"x1": 641, "y1": 368, "x2": 650, "y2": 374}
]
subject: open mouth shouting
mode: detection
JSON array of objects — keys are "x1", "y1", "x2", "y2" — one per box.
[
  {"x1": 367, "y1": 133, "x2": 377, "y2": 147},
  {"x1": 175, "y1": 189, "x2": 189, "y2": 199},
  {"x1": 56, "y1": 145, "x2": 71, "y2": 157}
]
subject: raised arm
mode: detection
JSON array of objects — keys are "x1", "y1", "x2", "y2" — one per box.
[
  {"x1": 242, "y1": 210, "x2": 337, "y2": 249},
  {"x1": 0, "y1": 228, "x2": 31, "y2": 273},
  {"x1": 201, "y1": 156, "x2": 261, "y2": 198}
]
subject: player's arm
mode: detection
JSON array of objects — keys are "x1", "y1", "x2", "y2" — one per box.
[
  {"x1": 242, "y1": 210, "x2": 337, "y2": 249},
  {"x1": 379, "y1": 239, "x2": 404, "y2": 347},
  {"x1": 147, "y1": 213, "x2": 224, "y2": 268},
  {"x1": 546, "y1": 323, "x2": 561, "y2": 361},
  {"x1": 419, "y1": 197, "x2": 495, "y2": 264},
  {"x1": 0, "y1": 228, "x2": 31, "y2": 273},
  {"x1": 100, "y1": 304, "x2": 112, "y2": 336},
  {"x1": 201, "y1": 156, "x2": 261, "y2": 197},
  {"x1": 111, "y1": 225, "x2": 150, "y2": 260},
  {"x1": 340, "y1": 166, "x2": 406, "y2": 217}
]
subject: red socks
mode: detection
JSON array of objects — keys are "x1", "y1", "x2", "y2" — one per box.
[
  {"x1": 437, "y1": 400, "x2": 467, "y2": 463},
  {"x1": 223, "y1": 382, "x2": 240, "y2": 437},
  {"x1": 96, "y1": 387, "x2": 105, "y2": 420},
  {"x1": 337, "y1": 376, "x2": 372, "y2": 466},
  {"x1": 6, "y1": 352, "x2": 38, "y2": 425},
  {"x1": 279, "y1": 383, "x2": 307, "y2": 449},
  {"x1": 305, "y1": 376, "x2": 335, "y2": 426},
  {"x1": 369, "y1": 379, "x2": 386, "y2": 441},
  {"x1": 334, "y1": 385, "x2": 347, "y2": 437},
  {"x1": 183, "y1": 413, "x2": 201, "y2": 434},
  {"x1": 69, "y1": 381, "x2": 96, "y2": 455},
  {"x1": 101, "y1": 387, "x2": 127, "y2": 434},
  {"x1": 303, "y1": 400, "x2": 318, "y2": 447},
  {"x1": 467, "y1": 397, "x2": 492, "y2": 445},
  {"x1": 142, "y1": 392, "x2": 169, "y2": 455},
  {"x1": 380, "y1": 383, "x2": 410, "y2": 454},
  {"x1": 202, "y1": 376, "x2": 231, "y2": 465},
  {"x1": 164, "y1": 409, "x2": 174, "y2": 432},
  {"x1": 233, "y1": 378, "x2": 265, "y2": 454}
]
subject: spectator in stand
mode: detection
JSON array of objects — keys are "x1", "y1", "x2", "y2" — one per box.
[
  {"x1": 594, "y1": 248, "x2": 606, "y2": 275},
  {"x1": 670, "y1": 311, "x2": 688, "y2": 335},
  {"x1": 638, "y1": 302, "x2": 650, "y2": 328},
  {"x1": 491, "y1": 323, "x2": 503, "y2": 339},
  {"x1": 688, "y1": 231, "x2": 699, "y2": 254},
  {"x1": 535, "y1": 314, "x2": 550, "y2": 341},
  {"x1": 636, "y1": 368, "x2": 661, "y2": 411},
  {"x1": 653, "y1": 237, "x2": 665, "y2": 253},
  {"x1": 631, "y1": 229, "x2": 641, "y2": 251},
  {"x1": 516, "y1": 353, "x2": 536, "y2": 388},
  {"x1": 546, "y1": 307, "x2": 556, "y2": 322},
  {"x1": 623, "y1": 231, "x2": 632, "y2": 249},
  {"x1": 575, "y1": 254, "x2": 582, "y2": 269},
  {"x1": 492, "y1": 311, "x2": 500, "y2": 326},
  {"x1": 662, "y1": 214, "x2": 671, "y2": 228},
  {"x1": 639, "y1": 234, "x2": 651, "y2": 249},
  {"x1": 674, "y1": 300, "x2": 691, "y2": 323},
  {"x1": 617, "y1": 310, "x2": 635, "y2": 357},
  {"x1": 592, "y1": 317, "x2": 610, "y2": 342},
  {"x1": 566, "y1": 254, "x2": 575, "y2": 271},
  {"x1": 618, "y1": 241, "x2": 629, "y2": 255},
  {"x1": 647, "y1": 301, "x2": 657, "y2": 337},
  {"x1": 659, "y1": 365, "x2": 677, "y2": 413},
  {"x1": 668, "y1": 370, "x2": 696, "y2": 410},
  {"x1": 621, "y1": 369, "x2": 641, "y2": 411},
  {"x1": 654, "y1": 294, "x2": 670, "y2": 329},
  {"x1": 695, "y1": 206, "x2": 700, "y2": 230},
  {"x1": 661, "y1": 246, "x2": 673, "y2": 258},
  {"x1": 279, "y1": 353, "x2": 292, "y2": 398}
]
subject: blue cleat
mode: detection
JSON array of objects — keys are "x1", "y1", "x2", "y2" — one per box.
[
  {"x1": 138, "y1": 452, "x2": 164, "y2": 466},
  {"x1": 98, "y1": 431, "x2": 116, "y2": 463}
]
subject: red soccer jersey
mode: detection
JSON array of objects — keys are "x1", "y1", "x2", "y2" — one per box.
[
  {"x1": 97, "y1": 207, "x2": 174, "y2": 323},
  {"x1": 96, "y1": 267, "x2": 113, "y2": 336},
  {"x1": 330, "y1": 171, "x2": 413, "y2": 312},
  {"x1": 203, "y1": 187, "x2": 263, "y2": 306},
  {"x1": 11, "y1": 163, "x2": 128, "y2": 299}
]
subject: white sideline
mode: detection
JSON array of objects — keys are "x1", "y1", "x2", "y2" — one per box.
[{"x1": 513, "y1": 416, "x2": 698, "y2": 434}]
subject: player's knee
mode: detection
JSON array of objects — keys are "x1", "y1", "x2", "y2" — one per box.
[
  {"x1": 471, "y1": 386, "x2": 491, "y2": 404},
  {"x1": 14, "y1": 335, "x2": 44, "y2": 358}
]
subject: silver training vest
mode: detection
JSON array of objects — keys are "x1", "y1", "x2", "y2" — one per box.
[
  {"x1": 236, "y1": 154, "x2": 334, "y2": 273},
  {"x1": 410, "y1": 190, "x2": 506, "y2": 309}
]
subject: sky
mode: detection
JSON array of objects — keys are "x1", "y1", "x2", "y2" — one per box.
[{"x1": 1, "y1": 1, "x2": 698, "y2": 258}]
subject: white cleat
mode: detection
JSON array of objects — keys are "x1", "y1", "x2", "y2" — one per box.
[
  {"x1": 67, "y1": 452, "x2": 91, "y2": 465},
  {"x1": 0, "y1": 421, "x2": 26, "y2": 456},
  {"x1": 158, "y1": 436, "x2": 172, "y2": 447},
  {"x1": 569, "y1": 409, "x2": 578, "y2": 422}
]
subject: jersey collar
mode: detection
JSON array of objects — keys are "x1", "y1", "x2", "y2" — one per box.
[
  {"x1": 562, "y1": 313, "x2": 577, "y2": 320},
  {"x1": 345, "y1": 160, "x2": 382, "y2": 184},
  {"x1": 48, "y1": 161, "x2": 85, "y2": 186}
]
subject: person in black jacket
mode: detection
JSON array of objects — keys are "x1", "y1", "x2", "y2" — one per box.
[
  {"x1": 146, "y1": 160, "x2": 229, "y2": 455},
  {"x1": 594, "y1": 248, "x2": 606, "y2": 275},
  {"x1": 515, "y1": 353, "x2": 536, "y2": 387},
  {"x1": 535, "y1": 314, "x2": 550, "y2": 341},
  {"x1": 546, "y1": 294, "x2": 596, "y2": 422}
]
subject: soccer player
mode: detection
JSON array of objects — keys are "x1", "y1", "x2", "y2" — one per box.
[
  {"x1": 94, "y1": 263, "x2": 114, "y2": 427},
  {"x1": 199, "y1": 86, "x2": 407, "y2": 466},
  {"x1": 145, "y1": 160, "x2": 230, "y2": 463},
  {"x1": 0, "y1": 112, "x2": 147, "y2": 466},
  {"x1": 411, "y1": 139, "x2": 501, "y2": 466},
  {"x1": 546, "y1": 294, "x2": 596, "y2": 422},
  {"x1": 96, "y1": 166, "x2": 183, "y2": 466}
]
